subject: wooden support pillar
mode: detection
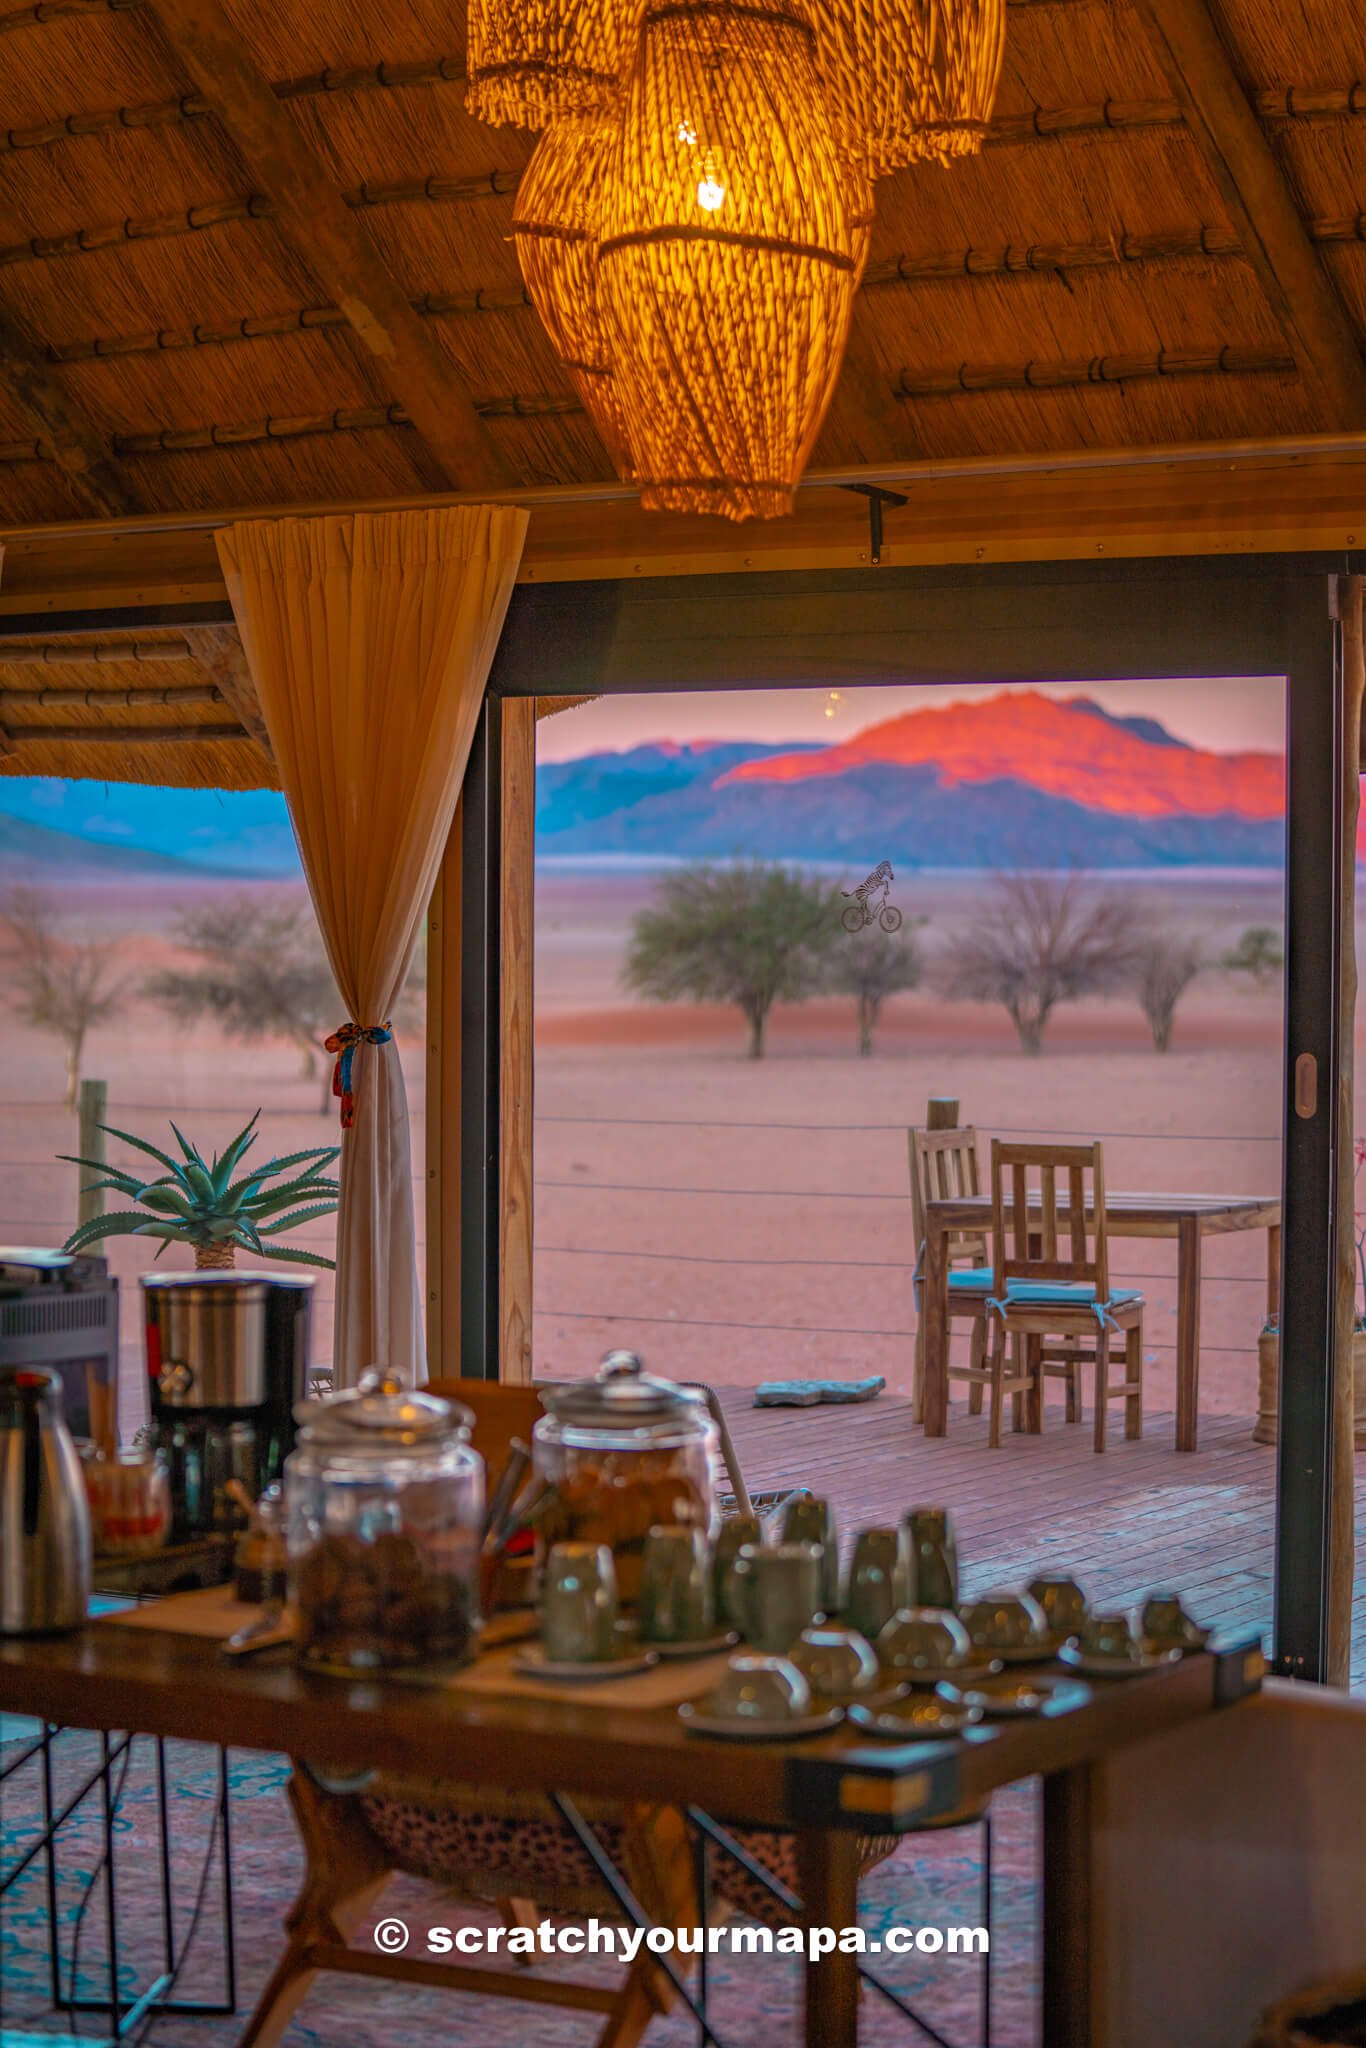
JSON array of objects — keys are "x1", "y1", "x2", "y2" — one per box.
[
  {"x1": 499, "y1": 698, "x2": 536, "y2": 1386},
  {"x1": 926, "y1": 1097, "x2": 959, "y2": 1130},
  {"x1": 1275, "y1": 577, "x2": 1354, "y2": 1684},
  {"x1": 75, "y1": 1079, "x2": 107, "y2": 1228}
]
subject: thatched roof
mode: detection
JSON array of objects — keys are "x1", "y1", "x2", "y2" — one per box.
[{"x1": 0, "y1": 0, "x2": 1364, "y2": 781}]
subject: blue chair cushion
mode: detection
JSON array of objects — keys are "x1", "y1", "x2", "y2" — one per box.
[
  {"x1": 948, "y1": 1267, "x2": 994, "y2": 1291},
  {"x1": 1002, "y1": 1281, "x2": 1142, "y2": 1309}
]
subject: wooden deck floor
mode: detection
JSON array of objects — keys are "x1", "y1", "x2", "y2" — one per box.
[{"x1": 722, "y1": 1394, "x2": 1366, "y2": 1690}]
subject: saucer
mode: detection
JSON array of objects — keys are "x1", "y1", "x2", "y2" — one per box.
[
  {"x1": 1141, "y1": 1627, "x2": 1209, "y2": 1656},
  {"x1": 1058, "y1": 1644, "x2": 1183, "y2": 1678},
  {"x1": 649, "y1": 1630, "x2": 740, "y2": 1660},
  {"x1": 975, "y1": 1640, "x2": 1050, "y2": 1666},
  {"x1": 513, "y1": 1646, "x2": 660, "y2": 1681},
  {"x1": 960, "y1": 1674, "x2": 1061, "y2": 1717},
  {"x1": 677, "y1": 1703, "x2": 844, "y2": 1741},
  {"x1": 847, "y1": 1694, "x2": 983, "y2": 1741},
  {"x1": 897, "y1": 1658, "x2": 1002, "y2": 1688}
]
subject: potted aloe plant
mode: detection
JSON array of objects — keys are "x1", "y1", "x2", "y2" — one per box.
[{"x1": 61, "y1": 1112, "x2": 339, "y2": 1270}]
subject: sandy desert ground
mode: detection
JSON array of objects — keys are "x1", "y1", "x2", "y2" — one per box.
[{"x1": 0, "y1": 862, "x2": 1320, "y2": 1439}]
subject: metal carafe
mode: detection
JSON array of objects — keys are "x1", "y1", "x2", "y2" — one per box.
[{"x1": 0, "y1": 1366, "x2": 92, "y2": 1635}]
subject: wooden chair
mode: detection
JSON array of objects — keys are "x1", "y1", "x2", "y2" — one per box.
[
  {"x1": 985, "y1": 1140, "x2": 1145, "y2": 1452},
  {"x1": 909, "y1": 1124, "x2": 992, "y2": 1420}
]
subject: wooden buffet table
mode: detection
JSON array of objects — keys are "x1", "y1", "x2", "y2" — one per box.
[
  {"x1": 0, "y1": 1618, "x2": 1264, "y2": 2047},
  {"x1": 921, "y1": 1192, "x2": 1282, "y2": 1451}
]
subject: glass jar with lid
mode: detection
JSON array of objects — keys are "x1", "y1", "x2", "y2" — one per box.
[
  {"x1": 534, "y1": 1352, "x2": 721, "y2": 1602},
  {"x1": 285, "y1": 1369, "x2": 483, "y2": 1674}
]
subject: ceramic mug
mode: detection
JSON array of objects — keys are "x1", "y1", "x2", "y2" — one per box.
[
  {"x1": 639, "y1": 1523, "x2": 714, "y2": 1644},
  {"x1": 845, "y1": 1526, "x2": 909, "y2": 1642},
  {"x1": 959, "y1": 1591, "x2": 1049, "y2": 1657},
  {"x1": 783, "y1": 1495, "x2": 841, "y2": 1615},
  {"x1": 732, "y1": 1540, "x2": 824, "y2": 1653},
  {"x1": 877, "y1": 1605, "x2": 974, "y2": 1681},
  {"x1": 1028, "y1": 1575, "x2": 1090, "y2": 1645},
  {"x1": 713, "y1": 1513, "x2": 762, "y2": 1634},
  {"x1": 1081, "y1": 1610, "x2": 1142, "y2": 1662},
  {"x1": 788, "y1": 1624, "x2": 880, "y2": 1701},
  {"x1": 903, "y1": 1507, "x2": 958, "y2": 1609},
  {"x1": 1140, "y1": 1592, "x2": 1203, "y2": 1649},
  {"x1": 707, "y1": 1653, "x2": 811, "y2": 1724},
  {"x1": 541, "y1": 1542, "x2": 618, "y2": 1664}
]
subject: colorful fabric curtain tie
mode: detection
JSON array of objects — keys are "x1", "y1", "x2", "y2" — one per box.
[{"x1": 325, "y1": 1022, "x2": 393, "y2": 1129}]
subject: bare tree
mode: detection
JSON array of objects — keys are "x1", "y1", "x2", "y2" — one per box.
[
  {"x1": 1, "y1": 885, "x2": 125, "y2": 1108},
  {"x1": 1222, "y1": 924, "x2": 1283, "y2": 986},
  {"x1": 825, "y1": 924, "x2": 925, "y2": 1055},
  {"x1": 1135, "y1": 930, "x2": 1204, "y2": 1052},
  {"x1": 934, "y1": 871, "x2": 1141, "y2": 1054},
  {"x1": 146, "y1": 895, "x2": 341, "y2": 1112}
]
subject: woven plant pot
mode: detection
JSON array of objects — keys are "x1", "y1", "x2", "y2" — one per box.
[
  {"x1": 466, "y1": 0, "x2": 645, "y2": 128},
  {"x1": 513, "y1": 118, "x2": 635, "y2": 474},
  {"x1": 194, "y1": 1240, "x2": 236, "y2": 1271},
  {"x1": 1253, "y1": 1321, "x2": 1366, "y2": 1448},
  {"x1": 810, "y1": 0, "x2": 1006, "y2": 174},
  {"x1": 598, "y1": 0, "x2": 860, "y2": 521}
]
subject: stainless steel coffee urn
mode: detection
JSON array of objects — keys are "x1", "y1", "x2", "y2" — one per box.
[
  {"x1": 0, "y1": 1365, "x2": 92, "y2": 1635},
  {"x1": 142, "y1": 1272, "x2": 313, "y2": 1536}
]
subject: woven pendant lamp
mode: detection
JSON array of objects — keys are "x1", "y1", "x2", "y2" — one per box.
[
  {"x1": 466, "y1": 0, "x2": 646, "y2": 128},
  {"x1": 810, "y1": 0, "x2": 1006, "y2": 174},
  {"x1": 513, "y1": 120, "x2": 634, "y2": 472},
  {"x1": 598, "y1": 0, "x2": 859, "y2": 521}
]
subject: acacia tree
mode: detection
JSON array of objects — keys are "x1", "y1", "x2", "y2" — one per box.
[
  {"x1": 1222, "y1": 924, "x2": 1284, "y2": 985},
  {"x1": 2, "y1": 885, "x2": 125, "y2": 1108},
  {"x1": 147, "y1": 896, "x2": 341, "y2": 1112},
  {"x1": 1135, "y1": 930, "x2": 1204, "y2": 1052},
  {"x1": 623, "y1": 860, "x2": 838, "y2": 1058},
  {"x1": 825, "y1": 924, "x2": 925, "y2": 1055},
  {"x1": 935, "y1": 871, "x2": 1140, "y2": 1054}
]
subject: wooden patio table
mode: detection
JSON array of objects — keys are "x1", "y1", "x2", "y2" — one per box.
[
  {"x1": 921, "y1": 1191, "x2": 1282, "y2": 1451},
  {"x1": 0, "y1": 1619, "x2": 1263, "y2": 2047}
]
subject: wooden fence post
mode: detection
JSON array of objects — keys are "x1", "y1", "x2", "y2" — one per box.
[{"x1": 76, "y1": 1079, "x2": 107, "y2": 1229}]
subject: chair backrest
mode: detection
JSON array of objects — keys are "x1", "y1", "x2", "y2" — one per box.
[
  {"x1": 426, "y1": 1378, "x2": 545, "y2": 1480},
  {"x1": 909, "y1": 1124, "x2": 989, "y2": 1266},
  {"x1": 989, "y1": 1139, "x2": 1110, "y2": 1297}
]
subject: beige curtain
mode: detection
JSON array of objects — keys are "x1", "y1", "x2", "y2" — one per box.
[{"x1": 215, "y1": 508, "x2": 529, "y2": 1386}]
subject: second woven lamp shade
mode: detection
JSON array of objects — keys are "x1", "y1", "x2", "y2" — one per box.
[
  {"x1": 598, "y1": 0, "x2": 860, "y2": 521},
  {"x1": 466, "y1": 0, "x2": 646, "y2": 128},
  {"x1": 811, "y1": 0, "x2": 1007, "y2": 173},
  {"x1": 513, "y1": 120, "x2": 635, "y2": 474}
]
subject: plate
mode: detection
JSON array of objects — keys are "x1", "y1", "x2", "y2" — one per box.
[
  {"x1": 1057, "y1": 1644, "x2": 1182, "y2": 1678},
  {"x1": 648, "y1": 1631, "x2": 740, "y2": 1660},
  {"x1": 960, "y1": 1674, "x2": 1059, "y2": 1717},
  {"x1": 512, "y1": 1646, "x2": 660, "y2": 1681},
  {"x1": 677, "y1": 1704, "x2": 844, "y2": 1741},
  {"x1": 976, "y1": 1641, "x2": 1052, "y2": 1666},
  {"x1": 895, "y1": 1659, "x2": 1002, "y2": 1689},
  {"x1": 847, "y1": 1695, "x2": 983, "y2": 1741}
]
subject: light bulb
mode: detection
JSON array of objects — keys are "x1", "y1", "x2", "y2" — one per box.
[
  {"x1": 696, "y1": 174, "x2": 725, "y2": 211},
  {"x1": 677, "y1": 119, "x2": 697, "y2": 145}
]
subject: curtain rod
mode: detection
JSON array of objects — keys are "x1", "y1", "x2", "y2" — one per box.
[{"x1": 4, "y1": 429, "x2": 1366, "y2": 546}]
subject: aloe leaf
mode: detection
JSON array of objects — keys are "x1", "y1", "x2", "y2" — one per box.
[
  {"x1": 250, "y1": 1146, "x2": 340, "y2": 1179},
  {"x1": 182, "y1": 1160, "x2": 217, "y2": 1206},
  {"x1": 168, "y1": 1121, "x2": 201, "y2": 1165},
  {"x1": 212, "y1": 1114, "x2": 262, "y2": 1189},
  {"x1": 251, "y1": 1244, "x2": 336, "y2": 1271},
  {"x1": 97, "y1": 1124, "x2": 182, "y2": 1174},
  {"x1": 63, "y1": 1212, "x2": 163, "y2": 1251},
  {"x1": 242, "y1": 1175, "x2": 341, "y2": 1217},
  {"x1": 131, "y1": 1221, "x2": 194, "y2": 1242},
  {"x1": 133, "y1": 1186, "x2": 195, "y2": 1219},
  {"x1": 255, "y1": 1204, "x2": 338, "y2": 1235},
  {"x1": 57, "y1": 1154, "x2": 142, "y2": 1190}
]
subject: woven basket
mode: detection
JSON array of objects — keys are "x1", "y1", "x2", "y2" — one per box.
[
  {"x1": 810, "y1": 0, "x2": 1006, "y2": 174},
  {"x1": 598, "y1": 0, "x2": 860, "y2": 520},
  {"x1": 513, "y1": 117, "x2": 635, "y2": 473},
  {"x1": 466, "y1": 0, "x2": 645, "y2": 128}
]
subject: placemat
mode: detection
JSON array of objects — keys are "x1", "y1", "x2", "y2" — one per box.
[{"x1": 95, "y1": 1582, "x2": 252, "y2": 1639}]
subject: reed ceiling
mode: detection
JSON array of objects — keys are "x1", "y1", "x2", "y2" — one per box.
[{"x1": 0, "y1": 0, "x2": 1364, "y2": 784}]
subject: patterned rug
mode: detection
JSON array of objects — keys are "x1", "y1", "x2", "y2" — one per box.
[{"x1": 1, "y1": 1731, "x2": 1039, "y2": 2048}]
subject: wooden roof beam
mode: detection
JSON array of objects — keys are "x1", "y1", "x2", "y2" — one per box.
[
  {"x1": 147, "y1": 0, "x2": 511, "y2": 492},
  {"x1": 0, "y1": 303, "x2": 136, "y2": 514},
  {"x1": 1134, "y1": 0, "x2": 1366, "y2": 428}
]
